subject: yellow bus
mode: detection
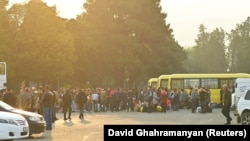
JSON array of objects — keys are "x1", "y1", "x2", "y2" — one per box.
[
  {"x1": 168, "y1": 73, "x2": 250, "y2": 104},
  {"x1": 147, "y1": 78, "x2": 158, "y2": 88},
  {"x1": 156, "y1": 74, "x2": 171, "y2": 89}
]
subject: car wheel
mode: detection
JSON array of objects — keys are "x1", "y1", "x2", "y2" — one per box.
[{"x1": 241, "y1": 111, "x2": 250, "y2": 125}]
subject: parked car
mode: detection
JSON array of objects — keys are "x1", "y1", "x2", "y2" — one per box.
[
  {"x1": 235, "y1": 89, "x2": 250, "y2": 125},
  {"x1": 0, "y1": 111, "x2": 29, "y2": 141},
  {"x1": 0, "y1": 101, "x2": 46, "y2": 136}
]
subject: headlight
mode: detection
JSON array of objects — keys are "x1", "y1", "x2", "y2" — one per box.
[
  {"x1": 29, "y1": 116, "x2": 40, "y2": 121},
  {"x1": 0, "y1": 119, "x2": 18, "y2": 126}
]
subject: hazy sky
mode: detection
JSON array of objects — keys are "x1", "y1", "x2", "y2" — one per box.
[{"x1": 8, "y1": 0, "x2": 250, "y2": 47}]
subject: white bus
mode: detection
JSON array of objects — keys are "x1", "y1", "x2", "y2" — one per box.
[{"x1": 0, "y1": 62, "x2": 7, "y2": 91}]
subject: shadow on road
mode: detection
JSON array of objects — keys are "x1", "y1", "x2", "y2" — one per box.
[
  {"x1": 63, "y1": 120, "x2": 75, "y2": 127},
  {"x1": 80, "y1": 119, "x2": 91, "y2": 124}
]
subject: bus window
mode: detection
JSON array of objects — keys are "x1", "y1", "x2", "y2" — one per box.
[
  {"x1": 151, "y1": 82, "x2": 158, "y2": 88},
  {"x1": 171, "y1": 79, "x2": 184, "y2": 89},
  {"x1": 184, "y1": 79, "x2": 199, "y2": 89},
  {"x1": 201, "y1": 78, "x2": 218, "y2": 89},
  {"x1": 160, "y1": 79, "x2": 168, "y2": 89},
  {"x1": 219, "y1": 79, "x2": 235, "y2": 89}
]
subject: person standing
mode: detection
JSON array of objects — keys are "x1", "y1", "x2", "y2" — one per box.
[
  {"x1": 18, "y1": 87, "x2": 32, "y2": 111},
  {"x1": 41, "y1": 85, "x2": 53, "y2": 130},
  {"x1": 173, "y1": 89, "x2": 180, "y2": 111},
  {"x1": 220, "y1": 86, "x2": 224, "y2": 108},
  {"x1": 159, "y1": 88, "x2": 168, "y2": 113},
  {"x1": 125, "y1": 89, "x2": 133, "y2": 112},
  {"x1": 109, "y1": 88, "x2": 115, "y2": 112},
  {"x1": 221, "y1": 84, "x2": 232, "y2": 124},
  {"x1": 199, "y1": 88, "x2": 206, "y2": 113},
  {"x1": 63, "y1": 89, "x2": 72, "y2": 120},
  {"x1": 152, "y1": 88, "x2": 159, "y2": 112},
  {"x1": 36, "y1": 86, "x2": 44, "y2": 115},
  {"x1": 3, "y1": 88, "x2": 17, "y2": 107},
  {"x1": 113, "y1": 88, "x2": 120, "y2": 112},
  {"x1": 76, "y1": 89, "x2": 87, "y2": 119},
  {"x1": 145, "y1": 87, "x2": 153, "y2": 113},
  {"x1": 190, "y1": 88, "x2": 198, "y2": 113},
  {"x1": 169, "y1": 88, "x2": 175, "y2": 110},
  {"x1": 179, "y1": 89, "x2": 188, "y2": 109},
  {"x1": 205, "y1": 88, "x2": 211, "y2": 112},
  {"x1": 100, "y1": 88, "x2": 108, "y2": 112},
  {"x1": 91, "y1": 90, "x2": 99, "y2": 112},
  {"x1": 49, "y1": 87, "x2": 58, "y2": 122}
]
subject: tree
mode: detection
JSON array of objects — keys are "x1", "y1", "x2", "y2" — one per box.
[
  {"x1": 0, "y1": 0, "x2": 12, "y2": 61},
  {"x1": 191, "y1": 24, "x2": 226, "y2": 73},
  {"x1": 228, "y1": 17, "x2": 250, "y2": 73},
  {"x1": 68, "y1": 0, "x2": 185, "y2": 87},
  {"x1": 205, "y1": 28, "x2": 227, "y2": 72},
  {"x1": 0, "y1": 0, "x2": 18, "y2": 88},
  {"x1": 11, "y1": 0, "x2": 76, "y2": 87}
]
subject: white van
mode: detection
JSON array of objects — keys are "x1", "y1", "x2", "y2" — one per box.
[
  {"x1": 235, "y1": 89, "x2": 250, "y2": 124},
  {"x1": 231, "y1": 78, "x2": 250, "y2": 109}
]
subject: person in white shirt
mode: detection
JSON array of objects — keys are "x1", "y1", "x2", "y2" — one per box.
[{"x1": 92, "y1": 90, "x2": 99, "y2": 112}]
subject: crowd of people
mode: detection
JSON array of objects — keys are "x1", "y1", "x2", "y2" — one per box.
[
  {"x1": 1, "y1": 85, "x2": 212, "y2": 115},
  {"x1": 1, "y1": 85, "x2": 58, "y2": 130},
  {"x1": 0, "y1": 83, "x2": 234, "y2": 128}
]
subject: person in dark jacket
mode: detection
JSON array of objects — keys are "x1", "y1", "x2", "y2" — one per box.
[
  {"x1": 63, "y1": 89, "x2": 72, "y2": 120},
  {"x1": 190, "y1": 88, "x2": 198, "y2": 113},
  {"x1": 3, "y1": 88, "x2": 17, "y2": 107},
  {"x1": 221, "y1": 84, "x2": 232, "y2": 124},
  {"x1": 36, "y1": 86, "x2": 44, "y2": 115},
  {"x1": 76, "y1": 89, "x2": 87, "y2": 119},
  {"x1": 199, "y1": 88, "x2": 207, "y2": 113},
  {"x1": 41, "y1": 85, "x2": 53, "y2": 130},
  {"x1": 49, "y1": 87, "x2": 58, "y2": 122}
]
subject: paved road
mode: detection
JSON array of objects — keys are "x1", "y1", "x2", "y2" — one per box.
[{"x1": 15, "y1": 108, "x2": 240, "y2": 141}]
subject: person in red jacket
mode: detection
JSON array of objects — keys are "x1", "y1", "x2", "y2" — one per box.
[{"x1": 160, "y1": 88, "x2": 168, "y2": 113}]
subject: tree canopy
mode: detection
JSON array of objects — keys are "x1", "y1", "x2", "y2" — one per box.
[
  {"x1": 1, "y1": 0, "x2": 250, "y2": 90},
  {"x1": 68, "y1": 0, "x2": 185, "y2": 87}
]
